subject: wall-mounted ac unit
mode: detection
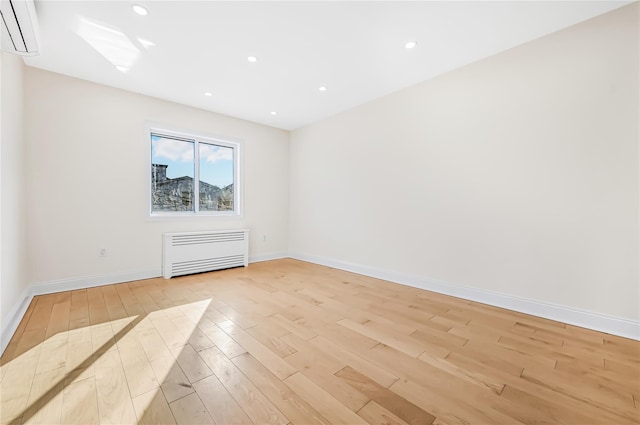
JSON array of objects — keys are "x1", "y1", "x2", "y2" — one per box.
[{"x1": 0, "y1": 0, "x2": 40, "y2": 56}]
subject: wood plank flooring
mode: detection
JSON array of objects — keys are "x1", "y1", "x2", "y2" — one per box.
[{"x1": 1, "y1": 258, "x2": 638, "y2": 424}]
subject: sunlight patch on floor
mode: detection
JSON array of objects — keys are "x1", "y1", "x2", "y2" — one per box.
[{"x1": 0, "y1": 297, "x2": 212, "y2": 425}]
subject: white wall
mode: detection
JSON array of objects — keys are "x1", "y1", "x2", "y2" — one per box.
[
  {"x1": 1, "y1": 52, "x2": 29, "y2": 347},
  {"x1": 290, "y1": 5, "x2": 639, "y2": 323},
  {"x1": 6, "y1": 3, "x2": 638, "y2": 345},
  {"x1": 24, "y1": 68, "x2": 289, "y2": 286}
]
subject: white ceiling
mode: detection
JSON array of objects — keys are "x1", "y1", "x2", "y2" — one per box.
[{"x1": 23, "y1": 1, "x2": 630, "y2": 130}]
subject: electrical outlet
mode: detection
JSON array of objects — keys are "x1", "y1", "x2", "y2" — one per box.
[{"x1": 99, "y1": 248, "x2": 107, "y2": 257}]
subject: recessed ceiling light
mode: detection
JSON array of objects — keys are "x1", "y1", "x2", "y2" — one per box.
[
  {"x1": 132, "y1": 4, "x2": 148, "y2": 16},
  {"x1": 270, "y1": 111, "x2": 277, "y2": 116},
  {"x1": 115, "y1": 65, "x2": 128, "y2": 73},
  {"x1": 318, "y1": 86, "x2": 327, "y2": 92},
  {"x1": 204, "y1": 92, "x2": 213, "y2": 97},
  {"x1": 247, "y1": 56, "x2": 258, "y2": 63},
  {"x1": 405, "y1": 41, "x2": 418, "y2": 49}
]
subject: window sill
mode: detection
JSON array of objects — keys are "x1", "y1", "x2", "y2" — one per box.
[{"x1": 146, "y1": 212, "x2": 243, "y2": 222}]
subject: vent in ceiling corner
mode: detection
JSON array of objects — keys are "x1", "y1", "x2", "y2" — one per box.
[{"x1": 0, "y1": 0, "x2": 40, "y2": 56}]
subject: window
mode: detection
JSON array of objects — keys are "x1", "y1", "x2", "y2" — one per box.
[{"x1": 150, "y1": 129, "x2": 240, "y2": 216}]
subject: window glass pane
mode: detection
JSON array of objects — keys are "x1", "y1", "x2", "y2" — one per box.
[
  {"x1": 199, "y1": 143, "x2": 234, "y2": 211},
  {"x1": 151, "y1": 134, "x2": 195, "y2": 212}
]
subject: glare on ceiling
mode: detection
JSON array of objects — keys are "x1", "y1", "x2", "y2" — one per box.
[
  {"x1": 204, "y1": 92, "x2": 213, "y2": 97},
  {"x1": 247, "y1": 56, "x2": 258, "y2": 63},
  {"x1": 132, "y1": 5, "x2": 148, "y2": 16},
  {"x1": 75, "y1": 16, "x2": 140, "y2": 71},
  {"x1": 318, "y1": 86, "x2": 327, "y2": 92},
  {"x1": 137, "y1": 38, "x2": 155, "y2": 49},
  {"x1": 270, "y1": 111, "x2": 277, "y2": 115},
  {"x1": 115, "y1": 65, "x2": 128, "y2": 72},
  {"x1": 405, "y1": 41, "x2": 418, "y2": 49}
]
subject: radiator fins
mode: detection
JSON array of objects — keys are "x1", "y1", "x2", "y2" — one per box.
[
  {"x1": 172, "y1": 232, "x2": 245, "y2": 246},
  {"x1": 171, "y1": 255, "x2": 246, "y2": 276},
  {"x1": 163, "y1": 230, "x2": 249, "y2": 279}
]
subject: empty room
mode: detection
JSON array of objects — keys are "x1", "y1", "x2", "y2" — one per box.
[{"x1": 1, "y1": 1, "x2": 638, "y2": 424}]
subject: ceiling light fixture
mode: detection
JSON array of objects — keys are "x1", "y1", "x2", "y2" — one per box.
[
  {"x1": 115, "y1": 65, "x2": 128, "y2": 72},
  {"x1": 204, "y1": 92, "x2": 212, "y2": 97},
  {"x1": 405, "y1": 41, "x2": 418, "y2": 49},
  {"x1": 247, "y1": 56, "x2": 258, "y2": 63},
  {"x1": 132, "y1": 4, "x2": 148, "y2": 16},
  {"x1": 318, "y1": 86, "x2": 327, "y2": 92}
]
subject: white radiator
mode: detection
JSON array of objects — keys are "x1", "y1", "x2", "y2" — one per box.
[{"x1": 163, "y1": 229, "x2": 249, "y2": 279}]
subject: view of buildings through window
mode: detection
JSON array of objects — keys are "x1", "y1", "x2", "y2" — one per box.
[{"x1": 151, "y1": 132, "x2": 236, "y2": 213}]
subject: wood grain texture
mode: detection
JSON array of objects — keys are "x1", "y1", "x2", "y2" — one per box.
[
  {"x1": 358, "y1": 400, "x2": 411, "y2": 425},
  {"x1": 192, "y1": 374, "x2": 253, "y2": 425},
  {"x1": 168, "y1": 392, "x2": 212, "y2": 425},
  {"x1": 94, "y1": 351, "x2": 136, "y2": 425},
  {"x1": 60, "y1": 377, "x2": 99, "y2": 425},
  {"x1": 284, "y1": 372, "x2": 370, "y2": 425},
  {"x1": 132, "y1": 389, "x2": 176, "y2": 425},
  {"x1": 0, "y1": 259, "x2": 638, "y2": 425},
  {"x1": 198, "y1": 345, "x2": 289, "y2": 425},
  {"x1": 232, "y1": 352, "x2": 332, "y2": 425},
  {"x1": 336, "y1": 366, "x2": 435, "y2": 425}
]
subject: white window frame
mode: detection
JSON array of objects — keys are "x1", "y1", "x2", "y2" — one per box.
[{"x1": 148, "y1": 126, "x2": 242, "y2": 218}]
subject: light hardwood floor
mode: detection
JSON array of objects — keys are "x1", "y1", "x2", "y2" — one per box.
[{"x1": 1, "y1": 259, "x2": 638, "y2": 425}]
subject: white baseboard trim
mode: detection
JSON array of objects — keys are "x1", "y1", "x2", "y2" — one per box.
[
  {"x1": 249, "y1": 252, "x2": 288, "y2": 264},
  {"x1": 1, "y1": 287, "x2": 34, "y2": 356},
  {"x1": 289, "y1": 252, "x2": 640, "y2": 341},
  {"x1": 30, "y1": 269, "x2": 162, "y2": 296}
]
